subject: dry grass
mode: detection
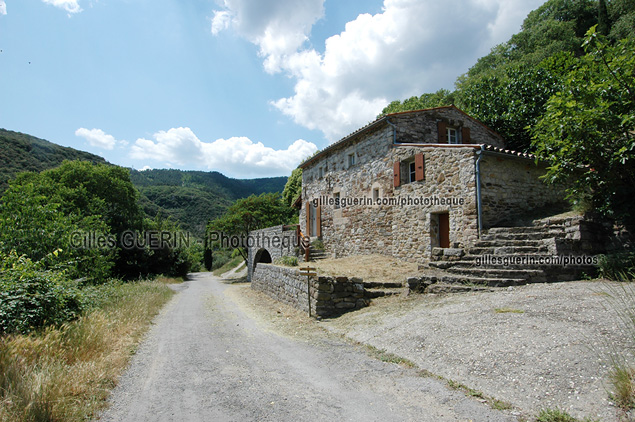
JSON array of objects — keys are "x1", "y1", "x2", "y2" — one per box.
[
  {"x1": 310, "y1": 254, "x2": 419, "y2": 284},
  {"x1": 0, "y1": 281, "x2": 174, "y2": 422}
]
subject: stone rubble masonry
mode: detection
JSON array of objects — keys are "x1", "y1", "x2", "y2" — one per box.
[
  {"x1": 480, "y1": 154, "x2": 567, "y2": 227},
  {"x1": 386, "y1": 107, "x2": 504, "y2": 147},
  {"x1": 251, "y1": 263, "x2": 369, "y2": 317},
  {"x1": 247, "y1": 225, "x2": 298, "y2": 281}
]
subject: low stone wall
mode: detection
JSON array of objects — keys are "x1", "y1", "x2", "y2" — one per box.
[{"x1": 251, "y1": 263, "x2": 368, "y2": 317}]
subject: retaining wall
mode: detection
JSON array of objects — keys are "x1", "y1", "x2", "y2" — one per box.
[{"x1": 251, "y1": 263, "x2": 369, "y2": 317}]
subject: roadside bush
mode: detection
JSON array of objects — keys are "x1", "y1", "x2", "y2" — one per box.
[
  {"x1": 274, "y1": 256, "x2": 298, "y2": 267},
  {"x1": 597, "y1": 250, "x2": 635, "y2": 281},
  {"x1": 211, "y1": 250, "x2": 232, "y2": 270},
  {"x1": 0, "y1": 253, "x2": 87, "y2": 335}
]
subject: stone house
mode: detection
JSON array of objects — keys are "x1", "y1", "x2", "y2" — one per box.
[{"x1": 298, "y1": 106, "x2": 565, "y2": 264}]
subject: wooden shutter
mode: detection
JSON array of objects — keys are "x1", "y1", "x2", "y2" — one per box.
[
  {"x1": 393, "y1": 161, "x2": 401, "y2": 187},
  {"x1": 316, "y1": 205, "x2": 322, "y2": 237},
  {"x1": 461, "y1": 127, "x2": 471, "y2": 144},
  {"x1": 415, "y1": 153, "x2": 425, "y2": 181},
  {"x1": 438, "y1": 121, "x2": 447, "y2": 143},
  {"x1": 305, "y1": 201, "x2": 311, "y2": 237}
]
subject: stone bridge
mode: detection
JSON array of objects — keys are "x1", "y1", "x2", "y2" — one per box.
[{"x1": 247, "y1": 225, "x2": 301, "y2": 281}]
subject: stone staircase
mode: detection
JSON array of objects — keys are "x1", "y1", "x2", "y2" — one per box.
[{"x1": 412, "y1": 217, "x2": 597, "y2": 291}]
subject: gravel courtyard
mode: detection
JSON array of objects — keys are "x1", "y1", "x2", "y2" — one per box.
[{"x1": 317, "y1": 280, "x2": 633, "y2": 421}]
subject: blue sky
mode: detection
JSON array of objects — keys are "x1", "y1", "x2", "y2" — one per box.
[{"x1": 0, "y1": 0, "x2": 546, "y2": 178}]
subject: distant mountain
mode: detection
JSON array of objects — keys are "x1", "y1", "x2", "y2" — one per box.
[
  {"x1": 0, "y1": 129, "x2": 107, "y2": 191},
  {"x1": 0, "y1": 129, "x2": 288, "y2": 237},
  {"x1": 130, "y1": 169, "x2": 287, "y2": 236}
]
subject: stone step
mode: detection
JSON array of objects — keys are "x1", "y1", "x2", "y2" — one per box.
[
  {"x1": 474, "y1": 239, "x2": 544, "y2": 248},
  {"x1": 426, "y1": 283, "x2": 494, "y2": 294},
  {"x1": 466, "y1": 245, "x2": 549, "y2": 255},
  {"x1": 445, "y1": 267, "x2": 546, "y2": 281},
  {"x1": 364, "y1": 287, "x2": 404, "y2": 299},
  {"x1": 363, "y1": 281, "x2": 403, "y2": 289},
  {"x1": 486, "y1": 225, "x2": 564, "y2": 234},
  {"x1": 481, "y1": 231, "x2": 565, "y2": 241},
  {"x1": 418, "y1": 274, "x2": 527, "y2": 288}
]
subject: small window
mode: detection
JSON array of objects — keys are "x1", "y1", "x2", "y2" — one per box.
[
  {"x1": 348, "y1": 153, "x2": 356, "y2": 167},
  {"x1": 448, "y1": 128, "x2": 458, "y2": 144},
  {"x1": 409, "y1": 161, "x2": 416, "y2": 183},
  {"x1": 334, "y1": 192, "x2": 340, "y2": 209},
  {"x1": 372, "y1": 188, "x2": 380, "y2": 203},
  {"x1": 318, "y1": 167, "x2": 324, "y2": 179}
]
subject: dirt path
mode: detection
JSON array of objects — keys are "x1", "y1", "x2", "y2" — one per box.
[{"x1": 97, "y1": 272, "x2": 512, "y2": 422}]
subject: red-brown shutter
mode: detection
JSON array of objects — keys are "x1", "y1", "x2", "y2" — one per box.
[
  {"x1": 415, "y1": 153, "x2": 425, "y2": 181},
  {"x1": 438, "y1": 121, "x2": 447, "y2": 143},
  {"x1": 462, "y1": 127, "x2": 471, "y2": 144},
  {"x1": 316, "y1": 205, "x2": 322, "y2": 237},
  {"x1": 393, "y1": 161, "x2": 401, "y2": 187},
  {"x1": 305, "y1": 201, "x2": 311, "y2": 237}
]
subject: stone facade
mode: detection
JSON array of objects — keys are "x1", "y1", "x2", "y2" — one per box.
[
  {"x1": 298, "y1": 106, "x2": 565, "y2": 265},
  {"x1": 251, "y1": 263, "x2": 368, "y2": 317},
  {"x1": 480, "y1": 154, "x2": 566, "y2": 227}
]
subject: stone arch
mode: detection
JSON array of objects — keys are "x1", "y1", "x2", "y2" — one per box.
[{"x1": 252, "y1": 248, "x2": 272, "y2": 273}]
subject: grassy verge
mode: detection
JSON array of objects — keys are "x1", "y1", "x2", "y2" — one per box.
[
  {"x1": 213, "y1": 256, "x2": 244, "y2": 276},
  {"x1": 0, "y1": 280, "x2": 174, "y2": 422}
]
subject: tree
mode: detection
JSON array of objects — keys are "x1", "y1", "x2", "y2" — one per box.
[
  {"x1": 531, "y1": 28, "x2": 635, "y2": 227},
  {"x1": 608, "y1": 0, "x2": 635, "y2": 40},
  {"x1": 458, "y1": 58, "x2": 570, "y2": 151},
  {"x1": 378, "y1": 89, "x2": 455, "y2": 116},
  {"x1": 0, "y1": 161, "x2": 144, "y2": 282},
  {"x1": 0, "y1": 173, "x2": 115, "y2": 282},
  {"x1": 282, "y1": 167, "x2": 302, "y2": 208},
  {"x1": 206, "y1": 193, "x2": 295, "y2": 262}
]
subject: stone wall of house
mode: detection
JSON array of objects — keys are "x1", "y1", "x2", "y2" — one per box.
[
  {"x1": 390, "y1": 107, "x2": 505, "y2": 148},
  {"x1": 251, "y1": 264, "x2": 368, "y2": 317},
  {"x1": 300, "y1": 125, "x2": 395, "y2": 258},
  {"x1": 391, "y1": 145, "x2": 479, "y2": 260},
  {"x1": 480, "y1": 154, "x2": 568, "y2": 228},
  {"x1": 247, "y1": 225, "x2": 298, "y2": 281}
]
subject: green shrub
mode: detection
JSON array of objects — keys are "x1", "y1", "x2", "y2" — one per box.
[
  {"x1": 211, "y1": 250, "x2": 232, "y2": 270},
  {"x1": 597, "y1": 250, "x2": 635, "y2": 281},
  {"x1": 0, "y1": 253, "x2": 87, "y2": 335},
  {"x1": 311, "y1": 239, "x2": 325, "y2": 251},
  {"x1": 274, "y1": 256, "x2": 298, "y2": 267}
]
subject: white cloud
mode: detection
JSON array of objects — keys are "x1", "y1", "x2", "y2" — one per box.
[
  {"x1": 42, "y1": 0, "x2": 82, "y2": 14},
  {"x1": 212, "y1": 0, "x2": 545, "y2": 142},
  {"x1": 0, "y1": 1, "x2": 6, "y2": 15},
  {"x1": 211, "y1": 0, "x2": 325, "y2": 73},
  {"x1": 75, "y1": 128, "x2": 120, "y2": 150},
  {"x1": 130, "y1": 127, "x2": 318, "y2": 177}
]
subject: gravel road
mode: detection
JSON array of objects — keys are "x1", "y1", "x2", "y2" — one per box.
[
  {"x1": 96, "y1": 272, "x2": 512, "y2": 422},
  {"x1": 321, "y1": 281, "x2": 633, "y2": 421}
]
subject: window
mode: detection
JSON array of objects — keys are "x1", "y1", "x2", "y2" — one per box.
[
  {"x1": 448, "y1": 128, "x2": 458, "y2": 144},
  {"x1": 348, "y1": 153, "x2": 356, "y2": 167},
  {"x1": 394, "y1": 153, "x2": 425, "y2": 187},
  {"x1": 318, "y1": 167, "x2": 324, "y2": 179},
  {"x1": 334, "y1": 192, "x2": 340, "y2": 209},
  {"x1": 408, "y1": 161, "x2": 417, "y2": 183},
  {"x1": 372, "y1": 188, "x2": 380, "y2": 203}
]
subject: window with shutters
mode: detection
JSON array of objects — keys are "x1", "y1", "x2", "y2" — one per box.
[
  {"x1": 394, "y1": 153, "x2": 425, "y2": 186},
  {"x1": 438, "y1": 121, "x2": 471, "y2": 144}
]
